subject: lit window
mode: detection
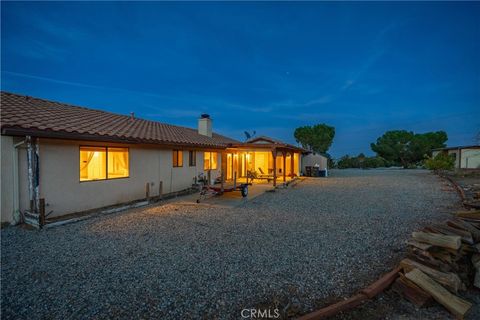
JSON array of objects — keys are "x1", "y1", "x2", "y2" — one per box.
[
  {"x1": 80, "y1": 147, "x2": 129, "y2": 182},
  {"x1": 189, "y1": 150, "x2": 196, "y2": 167},
  {"x1": 107, "y1": 147, "x2": 129, "y2": 179},
  {"x1": 80, "y1": 147, "x2": 107, "y2": 181},
  {"x1": 204, "y1": 152, "x2": 218, "y2": 170},
  {"x1": 173, "y1": 150, "x2": 183, "y2": 167}
]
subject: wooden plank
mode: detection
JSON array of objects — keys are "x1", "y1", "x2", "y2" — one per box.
[
  {"x1": 448, "y1": 219, "x2": 480, "y2": 242},
  {"x1": 464, "y1": 200, "x2": 480, "y2": 210},
  {"x1": 429, "y1": 250, "x2": 454, "y2": 264},
  {"x1": 455, "y1": 210, "x2": 480, "y2": 220},
  {"x1": 456, "y1": 216, "x2": 480, "y2": 226},
  {"x1": 361, "y1": 266, "x2": 401, "y2": 298},
  {"x1": 392, "y1": 275, "x2": 432, "y2": 307},
  {"x1": 298, "y1": 267, "x2": 400, "y2": 320},
  {"x1": 428, "y1": 224, "x2": 474, "y2": 244},
  {"x1": 412, "y1": 232, "x2": 461, "y2": 250},
  {"x1": 406, "y1": 239, "x2": 432, "y2": 251},
  {"x1": 296, "y1": 294, "x2": 368, "y2": 320},
  {"x1": 400, "y1": 258, "x2": 463, "y2": 293},
  {"x1": 405, "y1": 269, "x2": 472, "y2": 319},
  {"x1": 409, "y1": 248, "x2": 451, "y2": 272}
]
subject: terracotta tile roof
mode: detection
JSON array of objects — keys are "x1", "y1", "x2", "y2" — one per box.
[
  {"x1": 243, "y1": 135, "x2": 306, "y2": 152},
  {"x1": 0, "y1": 91, "x2": 239, "y2": 148}
]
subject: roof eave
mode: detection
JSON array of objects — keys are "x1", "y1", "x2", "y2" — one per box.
[{"x1": 1, "y1": 126, "x2": 228, "y2": 150}]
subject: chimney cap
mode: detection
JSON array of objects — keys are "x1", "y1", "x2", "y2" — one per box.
[{"x1": 200, "y1": 113, "x2": 210, "y2": 119}]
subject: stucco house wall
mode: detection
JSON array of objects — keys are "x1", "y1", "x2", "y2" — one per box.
[
  {"x1": 432, "y1": 147, "x2": 480, "y2": 169},
  {"x1": 1, "y1": 137, "x2": 222, "y2": 222},
  {"x1": 461, "y1": 148, "x2": 480, "y2": 169},
  {"x1": 1, "y1": 135, "x2": 15, "y2": 222}
]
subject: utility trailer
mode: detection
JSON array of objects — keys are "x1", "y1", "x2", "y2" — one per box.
[{"x1": 196, "y1": 182, "x2": 251, "y2": 203}]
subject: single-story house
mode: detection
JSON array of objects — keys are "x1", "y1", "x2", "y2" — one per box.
[
  {"x1": 432, "y1": 145, "x2": 480, "y2": 169},
  {"x1": 0, "y1": 91, "x2": 304, "y2": 225}
]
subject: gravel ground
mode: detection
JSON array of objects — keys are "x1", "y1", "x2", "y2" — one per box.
[{"x1": 1, "y1": 169, "x2": 463, "y2": 319}]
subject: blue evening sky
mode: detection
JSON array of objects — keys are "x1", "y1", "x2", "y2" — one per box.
[{"x1": 1, "y1": 2, "x2": 479, "y2": 157}]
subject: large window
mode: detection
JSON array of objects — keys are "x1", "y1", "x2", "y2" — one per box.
[
  {"x1": 204, "y1": 152, "x2": 218, "y2": 170},
  {"x1": 188, "y1": 150, "x2": 196, "y2": 167},
  {"x1": 108, "y1": 148, "x2": 130, "y2": 179},
  {"x1": 80, "y1": 147, "x2": 129, "y2": 181},
  {"x1": 173, "y1": 150, "x2": 183, "y2": 167}
]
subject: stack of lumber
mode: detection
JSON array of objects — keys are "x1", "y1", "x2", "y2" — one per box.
[{"x1": 393, "y1": 210, "x2": 480, "y2": 319}]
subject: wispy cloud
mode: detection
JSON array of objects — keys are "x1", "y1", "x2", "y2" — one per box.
[
  {"x1": 5, "y1": 11, "x2": 89, "y2": 61},
  {"x1": 3, "y1": 71, "x2": 106, "y2": 90},
  {"x1": 2, "y1": 71, "x2": 178, "y2": 100}
]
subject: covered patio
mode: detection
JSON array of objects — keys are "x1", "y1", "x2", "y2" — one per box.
[{"x1": 222, "y1": 136, "x2": 303, "y2": 186}]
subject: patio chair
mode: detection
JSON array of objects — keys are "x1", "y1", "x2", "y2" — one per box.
[{"x1": 257, "y1": 168, "x2": 274, "y2": 182}]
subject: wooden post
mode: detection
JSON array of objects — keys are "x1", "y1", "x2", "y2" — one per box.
[
  {"x1": 207, "y1": 170, "x2": 211, "y2": 186},
  {"x1": 145, "y1": 182, "x2": 150, "y2": 200},
  {"x1": 290, "y1": 151, "x2": 294, "y2": 178},
  {"x1": 272, "y1": 149, "x2": 277, "y2": 187},
  {"x1": 221, "y1": 151, "x2": 226, "y2": 192},
  {"x1": 233, "y1": 172, "x2": 237, "y2": 189},
  {"x1": 283, "y1": 150, "x2": 286, "y2": 182},
  {"x1": 159, "y1": 181, "x2": 163, "y2": 199},
  {"x1": 39, "y1": 198, "x2": 45, "y2": 227}
]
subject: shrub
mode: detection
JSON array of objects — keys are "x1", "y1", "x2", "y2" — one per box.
[{"x1": 424, "y1": 152, "x2": 455, "y2": 171}]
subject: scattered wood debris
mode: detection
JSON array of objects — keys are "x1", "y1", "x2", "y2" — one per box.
[{"x1": 395, "y1": 209, "x2": 480, "y2": 319}]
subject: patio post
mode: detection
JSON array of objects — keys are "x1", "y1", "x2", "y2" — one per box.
[
  {"x1": 290, "y1": 151, "x2": 294, "y2": 178},
  {"x1": 221, "y1": 151, "x2": 226, "y2": 192},
  {"x1": 272, "y1": 149, "x2": 277, "y2": 187},
  {"x1": 283, "y1": 150, "x2": 286, "y2": 182}
]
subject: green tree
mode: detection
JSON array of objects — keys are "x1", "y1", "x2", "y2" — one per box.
[
  {"x1": 408, "y1": 131, "x2": 448, "y2": 163},
  {"x1": 294, "y1": 124, "x2": 335, "y2": 153},
  {"x1": 370, "y1": 130, "x2": 414, "y2": 167},
  {"x1": 370, "y1": 130, "x2": 447, "y2": 168},
  {"x1": 336, "y1": 153, "x2": 387, "y2": 169},
  {"x1": 337, "y1": 155, "x2": 352, "y2": 169}
]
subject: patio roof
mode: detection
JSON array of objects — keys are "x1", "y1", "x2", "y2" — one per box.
[{"x1": 229, "y1": 135, "x2": 306, "y2": 152}]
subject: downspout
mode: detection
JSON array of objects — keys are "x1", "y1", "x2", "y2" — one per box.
[{"x1": 12, "y1": 138, "x2": 26, "y2": 224}]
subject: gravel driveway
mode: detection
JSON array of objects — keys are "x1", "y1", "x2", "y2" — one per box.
[{"x1": 1, "y1": 169, "x2": 458, "y2": 319}]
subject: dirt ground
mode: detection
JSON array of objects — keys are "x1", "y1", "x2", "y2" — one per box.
[{"x1": 1, "y1": 169, "x2": 473, "y2": 319}]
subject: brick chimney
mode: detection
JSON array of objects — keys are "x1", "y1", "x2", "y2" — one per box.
[{"x1": 198, "y1": 114, "x2": 212, "y2": 137}]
